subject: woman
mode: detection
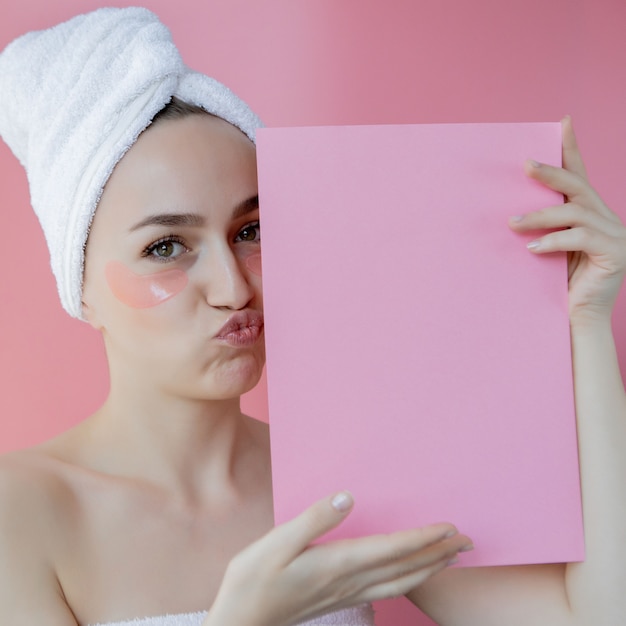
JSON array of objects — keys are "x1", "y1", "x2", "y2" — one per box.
[{"x1": 0, "y1": 7, "x2": 624, "y2": 626}]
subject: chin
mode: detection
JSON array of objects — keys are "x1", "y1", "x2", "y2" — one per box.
[{"x1": 209, "y1": 353, "x2": 265, "y2": 399}]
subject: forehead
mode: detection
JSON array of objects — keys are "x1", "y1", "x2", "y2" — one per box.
[{"x1": 94, "y1": 114, "x2": 258, "y2": 226}]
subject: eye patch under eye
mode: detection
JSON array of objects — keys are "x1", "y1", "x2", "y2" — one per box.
[
  {"x1": 245, "y1": 252, "x2": 262, "y2": 276},
  {"x1": 105, "y1": 261, "x2": 188, "y2": 308}
]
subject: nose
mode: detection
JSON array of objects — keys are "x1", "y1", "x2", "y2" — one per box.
[{"x1": 203, "y1": 242, "x2": 255, "y2": 310}]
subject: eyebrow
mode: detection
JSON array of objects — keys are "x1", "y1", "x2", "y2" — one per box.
[
  {"x1": 129, "y1": 195, "x2": 259, "y2": 232},
  {"x1": 129, "y1": 212, "x2": 204, "y2": 231},
  {"x1": 232, "y1": 195, "x2": 259, "y2": 220}
]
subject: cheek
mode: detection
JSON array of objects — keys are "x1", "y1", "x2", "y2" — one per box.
[
  {"x1": 244, "y1": 252, "x2": 262, "y2": 276},
  {"x1": 105, "y1": 261, "x2": 188, "y2": 308}
]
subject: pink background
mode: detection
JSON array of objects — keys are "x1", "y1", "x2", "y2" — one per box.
[{"x1": 1, "y1": 1, "x2": 625, "y2": 624}]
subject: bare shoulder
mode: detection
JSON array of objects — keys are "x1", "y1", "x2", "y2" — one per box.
[
  {"x1": 0, "y1": 447, "x2": 79, "y2": 537},
  {"x1": 0, "y1": 447, "x2": 75, "y2": 506},
  {"x1": 0, "y1": 449, "x2": 79, "y2": 625}
]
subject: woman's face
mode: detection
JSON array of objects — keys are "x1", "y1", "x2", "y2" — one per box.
[{"x1": 82, "y1": 114, "x2": 264, "y2": 401}]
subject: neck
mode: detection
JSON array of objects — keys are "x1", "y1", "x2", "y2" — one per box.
[{"x1": 82, "y1": 385, "x2": 268, "y2": 507}]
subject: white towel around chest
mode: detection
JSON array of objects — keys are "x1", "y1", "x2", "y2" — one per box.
[{"x1": 88, "y1": 604, "x2": 376, "y2": 626}]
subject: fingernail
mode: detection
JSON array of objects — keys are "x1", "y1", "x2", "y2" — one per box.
[
  {"x1": 331, "y1": 491, "x2": 354, "y2": 512},
  {"x1": 447, "y1": 557, "x2": 459, "y2": 566},
  {"x1": 459, "y1": 543, "x2": 474, "y2": 552},
  {"x1": 444, "y1": 529, "x2": 458, "y2": 539},
  {"x1": 527, "y1": 240, "x2": 541, "y2": 250},
  {"x1": 529, "y1": 159, "x2": 541, "y2": 168},
  {"x1": 510, "y1": 215, "x2": 524, "y2": 223}
]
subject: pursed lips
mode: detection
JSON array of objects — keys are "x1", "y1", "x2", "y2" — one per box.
[{"x1": 214, "y1": 310, "x2": 264, "y2": 346}]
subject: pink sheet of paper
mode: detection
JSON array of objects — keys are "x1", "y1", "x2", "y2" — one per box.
[{"x1": 256, "y1": 123, "x2": 584, "y2": 567}]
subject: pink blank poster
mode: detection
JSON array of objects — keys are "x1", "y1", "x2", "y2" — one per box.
[{"x1": 256, "y1": 123, "x2": 583, "y2": 567}]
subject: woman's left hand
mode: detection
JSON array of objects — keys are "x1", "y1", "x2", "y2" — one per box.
[{"x1": 509, "y1": 116, "x2": 626, "y2": 327}]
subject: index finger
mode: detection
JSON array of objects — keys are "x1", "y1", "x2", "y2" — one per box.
[{"x1": 523, "y1": 159, "x2": 615, "y2": 222}]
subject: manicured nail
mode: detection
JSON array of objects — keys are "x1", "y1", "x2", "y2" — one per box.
[
  {"x1": 529, "y1": 159, "x2": 541, "y2": 168},
  {"x1": 527, "y1": 240, "x2": 541, "y2": 250},
  {"x1": 331, "y1": 491, "x2": 354, "y2": 512},
  {"x1": 459, "y1": 543, "x2": 474, "y2": 552},
  {"x1": 510, "y1": 215, "x2": 524, "y2": 223}
]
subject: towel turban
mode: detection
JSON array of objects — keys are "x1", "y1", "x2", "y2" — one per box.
[{"x1": 0, "y1": 7, "x2": 262, "y2": 319}]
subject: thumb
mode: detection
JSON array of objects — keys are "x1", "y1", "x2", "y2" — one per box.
[{"x1": 269, "y1": 491, "x2": 354, "y2": 565}]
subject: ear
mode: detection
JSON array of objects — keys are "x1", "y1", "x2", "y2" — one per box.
[{"x1": 81, "y1": 297, "x2": 104, "y2": 330}]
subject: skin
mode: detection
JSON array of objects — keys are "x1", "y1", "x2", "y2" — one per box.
[{"x1": 0, "y1": 113, "x2": 623, "y2": 626}]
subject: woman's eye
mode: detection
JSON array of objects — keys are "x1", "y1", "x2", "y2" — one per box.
[
  {"x1": 144, "y1": 237, "x2": 188, "y2": 261},
  {"x1": 236, "y1": 221, "x2": 260, "y2": 243}
]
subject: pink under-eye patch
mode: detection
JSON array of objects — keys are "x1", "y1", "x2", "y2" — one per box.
[
  {"x1": 105, "y1": 261, "x2": 188, "y2": 308},
  {"x1": 245, "y1": 252, "x2": 262, "y2": 276}
]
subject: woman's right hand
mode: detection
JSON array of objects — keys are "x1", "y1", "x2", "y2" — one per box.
[{"x1": 204, "y1": 491, "x2": 473, "y2": 626}]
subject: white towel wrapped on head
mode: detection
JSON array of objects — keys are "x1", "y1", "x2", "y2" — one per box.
[{"x1": 0, "y1": 7, "x2": 262, "y2": 319}]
